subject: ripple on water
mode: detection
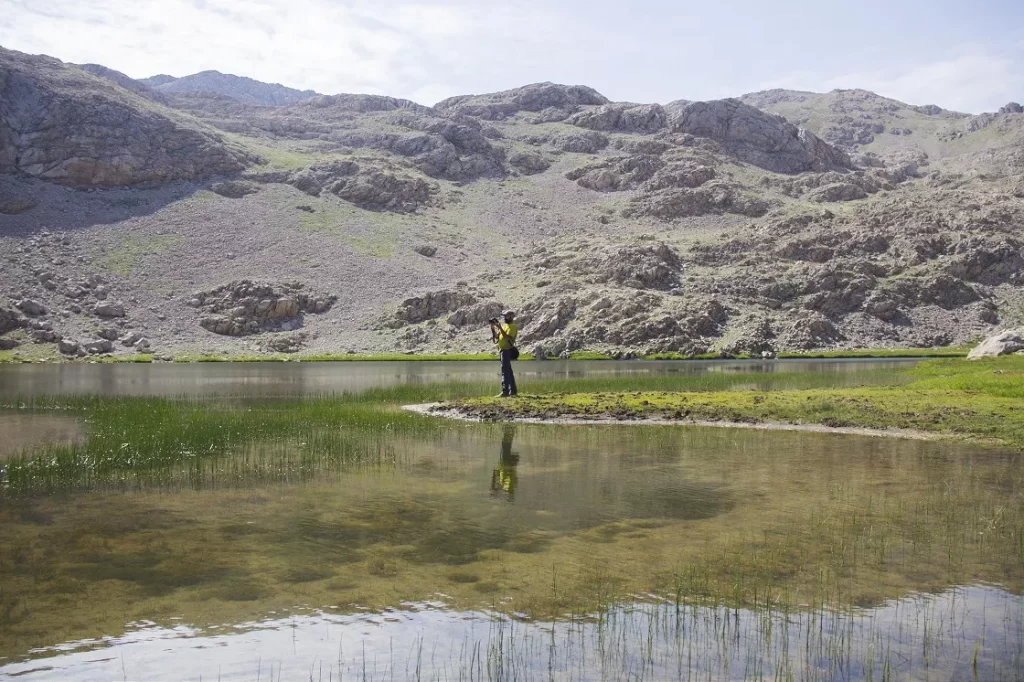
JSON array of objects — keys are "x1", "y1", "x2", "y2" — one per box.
[{"x1": 1, "y1": 586, "x2": 1021, "y2": 682}]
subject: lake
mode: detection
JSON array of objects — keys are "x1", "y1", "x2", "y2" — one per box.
[{"x1": 0, "y1": 360, "x2": 1020, "y2": 681}]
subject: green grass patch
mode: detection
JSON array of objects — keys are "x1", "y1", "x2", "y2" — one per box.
[
  {"x1": 566, "y1": 351, "x2": 614, "y2": 360},
  {"x1": 99, "y1": 233, "x2": 183, "y2": 276},
  {"x1": 0, "y1": 342, "x2": 60, "y2": 363},
  {"x1": 777, "y1": 347, "x2": 971, "y2": 359},
  {"x1": 297, "y1": 352, "x2": 511, "y2": 362},
  {"x1": 168, "y1": 352, "x2": 520, "y2": 362},
  {"x1": 93, "y1": 354, "x2": 155, "y2": 364},
  {"x1": 643, "y1": 352, "x2": 749, "y2": 360},
  {"x1": 447, "y1": 357, "x2": 1024, "y2": 451},
  {"x1": 172, "y1": 354, "x2": 293, "y2": 363}
]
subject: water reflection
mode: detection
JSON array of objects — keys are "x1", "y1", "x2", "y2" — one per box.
[
  {"x1": 490, "y1": 425, "x2": 519, "y2": 499},
  {"x1": 0, "y1": 358, "x2": 920, "y2": 398},
  {"x1": 2, "y1": 585, "x2": 1020, "y2": 681},
  {"x1": 2, "y1": 398, "x2": 1023, "y2": 680}
]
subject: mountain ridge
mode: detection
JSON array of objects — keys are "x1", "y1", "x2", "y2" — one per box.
[
  {"x1": 141, "y1": 69, "x2": 320, "y2": 106},
  {"x1": 1, "y1": 45, "x2": 1022, "y2": 361}
]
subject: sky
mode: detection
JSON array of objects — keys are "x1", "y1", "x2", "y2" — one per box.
[{"x1": 1, "y1": 0, "x2": 1022, "y2": 112}]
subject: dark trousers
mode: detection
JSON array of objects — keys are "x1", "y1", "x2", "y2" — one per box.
[{"x1": 500, "y1": 350, "x2": 518, "y2": 396}]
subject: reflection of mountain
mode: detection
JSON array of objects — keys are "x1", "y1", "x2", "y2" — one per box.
[
  {"x1": 505, "y1": 463, "x2": 731, "y2": 529},
  {"x1": 4, "y1": 420, "x2": 1022, "y2": 666}
]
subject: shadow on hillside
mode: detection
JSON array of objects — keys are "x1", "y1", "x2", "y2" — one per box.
[{"x1": 0, "y1": 175, "x2": 228, "y2": 235}]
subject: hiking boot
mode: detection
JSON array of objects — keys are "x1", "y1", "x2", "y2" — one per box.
[{"x1": 495, "y1": 393, "x2": 509, "y2": 398}]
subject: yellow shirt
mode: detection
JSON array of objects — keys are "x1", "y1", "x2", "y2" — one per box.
[{"x1": 496, "y1": 322, "x2": 518, "y2": 351}]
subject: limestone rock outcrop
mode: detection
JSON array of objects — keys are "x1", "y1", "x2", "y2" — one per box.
[
  {"x1": 434, "y1": 82, "x2": 608, "y2": 120},
  {"x1": 394, "y1": 287, "x2": 480, "y2": 325},
  {"x1": 566, "y1": 103, "x2": 667, "y2": 133},
  {"x1": 0, "y1": 46, "x2": 251, "y2": 187},
  {"x1": 673, "y1": 99, "x2": 852, "y2": 173},
  {"x1": 282, "y1": 160, "x2": 435, "y2": 212},
  {"x1": 191, "y1": 280, "x2": 335, "y2": 336}
]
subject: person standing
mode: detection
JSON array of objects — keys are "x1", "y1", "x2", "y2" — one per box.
[{"x1": 490, "y1": 310, "x2": 518, "y2": 397}]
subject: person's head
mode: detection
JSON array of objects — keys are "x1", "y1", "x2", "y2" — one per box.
[{"x1": 503, "y1": 310, "x2": 515, "y2": 323}]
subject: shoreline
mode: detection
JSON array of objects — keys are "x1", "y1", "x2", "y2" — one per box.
[
  {"x1": 0, "y1": 349, "x2": 967, "y2": 365},
  {"x1": 402, "y1": 403, "x2": 944, "y2": 441}
]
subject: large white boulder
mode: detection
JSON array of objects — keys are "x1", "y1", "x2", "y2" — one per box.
[{"x1": 967, "y1": 329, "x2": 1024, "y2": 360}]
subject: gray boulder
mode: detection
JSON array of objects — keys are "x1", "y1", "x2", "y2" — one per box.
[
  {"x1": 262, "y1": 333, "x2": 304, "y2": 353},
  {"x1": 93, "y1": 301, "x2": 126, "y2": 317},
  {"x1": 508, "y1": 151, "x2": 550, "y2": 174},
  {"x1": 396, "y1": 288, "x2": 478, "y2": 324},
  {"x1": 58, "y1": 338, "x2": 81, "y2": 355},
  {"x1": 211, "y1": 180, "x2": 259, "y2": 198},
  {"x1": 16, "y1": 299, "x2": 46, "y2": 316},
  {"x1": 30, "y1": 329, "x2": 60, "y2": 343},
  {"x1": 0, "y1": 306, "x2": 25, "y2": 333},
  {"x1": 120, "y1": 331, "x2": 144, "y2": 346},
  {"x1": 83, "y1": 339, "x2": 113, "y2": 354},
  {"x1": 967, "y1": 329, "x2": 1024, "y2": 359},
  {"x1": 806, "y1": 183, "x2": 869, "y2": 203},
  {"x1": 998, "y1": 102, "x2": 1023, "y2": 114}
]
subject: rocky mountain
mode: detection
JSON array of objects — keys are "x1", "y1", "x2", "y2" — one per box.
[
  {"x1": 0, "y1": 47, "x2": 252, "y2": 187},
  {"x1": 140, "y1": 70, "x2": 319, "y2": 106},
  {"x1": 738, "y1": 88, "x2": 979, "y2": 161},
  {"x1": 78, "y1": 63, "x2": 167, "y2": 102},
  {"x1": 1, "y1": 45, "x2": 1022, "y2": 360}
]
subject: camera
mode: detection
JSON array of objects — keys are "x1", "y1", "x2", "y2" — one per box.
[{"x1": 488, "y1": 317, "x2": 500, "y2": 324}]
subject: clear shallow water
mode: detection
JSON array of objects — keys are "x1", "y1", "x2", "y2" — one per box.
[
  {"x1": 1, "y1": 421, "x2": 1021, "y2": 680},
  {"x1": 4, "y1": 586, "x2": 1021, "y2": 682},
  {"x1": 0, "y1": 414, "x2": 83, "y2": 459},
  {"x1": 0, "y1": 358, "x2": 920, "y2": 397}
]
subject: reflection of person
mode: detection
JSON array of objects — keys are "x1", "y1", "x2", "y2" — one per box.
[
  {"x1": 489, "y1": 310, "x2": 518, "y2": 398},
  {"x1": 491, "y1": 425, "x2": 519, "y2": 499}
]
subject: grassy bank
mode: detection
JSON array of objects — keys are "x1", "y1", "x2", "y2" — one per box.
[{"x1": 445, "y1": 356, "x2": 1024, "y2": 451}]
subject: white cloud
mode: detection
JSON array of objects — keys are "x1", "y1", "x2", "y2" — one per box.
[
  {"x1": 1, "y1": 1, "x2": 1020, "y2": 111},
  {"x1": 822, "y1": 50, "x2": 1023, "y2": 113},
  {"x1": 0, "y1": 0, "x2": 570, "y2": 103}
]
